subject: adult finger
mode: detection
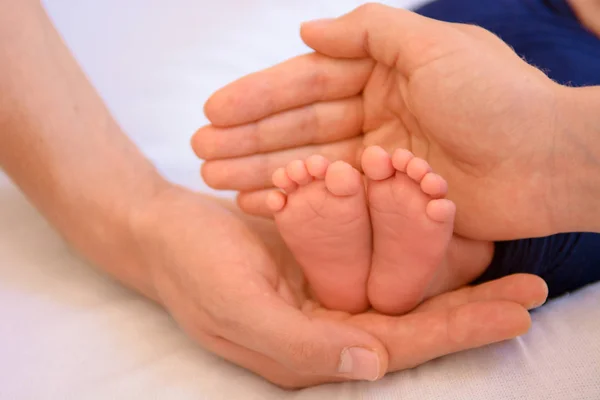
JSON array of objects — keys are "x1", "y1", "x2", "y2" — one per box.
[
  {"x1": 208, "y1": 289, "x2": 388, "y2": 382},
  {"x1": 349, "y1": 274, "x2": 547, "y2": 371},
  {"x1": 199, "y1": 331, "x2": 339, "y2": 389},
  {"x1": 193, "y1": 97, "x2": 364, "y2": 160},
  {"x1": 352, "y1": 300, "x2": 531, "y2": 372},
  {"x1": 237, "y1": 190, "x2": 276, "y2": 218},
  {"x1": 208, "y1": 275, "x2": 545, "y2": 385},
  {"x1": 201, "y1": 138, "x2": 362, "y2": 191},
  {"x1": 417, "y1": 274, "x2": 549, "y2": 313},
  {"x1": 204, "y1": 54, "x2": 374, "y2": 127},
  {"x1": 300, "y1": 4, "x2": 462, "y2": 75}
]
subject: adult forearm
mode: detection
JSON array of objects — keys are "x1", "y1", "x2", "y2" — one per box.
[
  {"x1": 552, "y1": 85, "x2": 600, "y2": 234},
  {"x1": 0, "y1": 1, "x2": 168, "y2": 299}
]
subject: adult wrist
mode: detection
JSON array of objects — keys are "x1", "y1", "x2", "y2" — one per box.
[
  {"x1": 126, "y1": 184, "x2": 221, "y2": 305},
  {"x1": 549, "y1": 84, "x2": 600, "y2": 234},
  {"x1": 79, "y1": 169, "x2": 172, "y2": 303}
]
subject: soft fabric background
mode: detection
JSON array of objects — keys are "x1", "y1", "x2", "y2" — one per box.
[{"x1": 0, "y1": 1, "x2": 599, "y2": 399}]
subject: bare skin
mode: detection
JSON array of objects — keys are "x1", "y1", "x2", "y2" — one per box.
[
  {"x1": 195, "y1": 5, "x2": 600, "y2": 241},
  {"x1": 568, "y1": 0, "x2": 600, "y2": 38},
  {"x1": 269, "y1": 146, "x2": 492, "y2": 315},
  {"x1": 0, "y1": 1, "x2": 550, "y2": 388},
  {"x1": 268, "y1": 156, "x2": 372, "y2": 313}
]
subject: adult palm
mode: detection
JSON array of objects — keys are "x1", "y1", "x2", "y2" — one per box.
[
  {"x1": 195, "y1": 5, "x2": 562, "y2": 241},
  {"x1": 136, "y1": 187, "x2": 546, "y2": 388}
]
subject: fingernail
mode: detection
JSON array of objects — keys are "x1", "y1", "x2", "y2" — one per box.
[{"x1": 338, "y1": 347, "x2": 380, "y2": 381}]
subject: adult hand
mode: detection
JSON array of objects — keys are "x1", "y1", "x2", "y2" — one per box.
[
  {"x1": 132, "y1": 185, "x2": 547, "y2": 388},
  {"x1": 569, "y1": 0, "x2": 600, "y2": 38},
  {"x1": 194, "y1": 4, "x2": 566, "y2": 241}
]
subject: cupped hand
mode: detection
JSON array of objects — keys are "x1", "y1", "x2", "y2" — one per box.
[
  {"x1": 194, "y1": 4, "x2": 564, "y2": 241},
  {"x1": 131, "y1": 185, "x2": 547, "y2": 388}
]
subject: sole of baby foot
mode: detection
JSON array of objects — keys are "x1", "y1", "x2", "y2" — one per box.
[
  {"x1": 362, "y1": 146, "x2": 455, "y2": 315},
  {"x1": 267, "y1": 155, "x2": 372, "y2": 314},
  {"x1": 426, "y1": 236, "x2": 495, "y2": 297}
]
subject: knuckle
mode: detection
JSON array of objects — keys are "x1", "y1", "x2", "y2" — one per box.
[
  {"x1": 304, "y1": 53, "x2": 330, "y2": 98},
  {"x1": 297, "y1": 105, "x2": 319, "y2": 141},
  {"x1": 252, "y1": 121, "x2": 266, "y2": 154},
  {"x1": 306, "y1": 68, "x2": 329, "y2": 99}
]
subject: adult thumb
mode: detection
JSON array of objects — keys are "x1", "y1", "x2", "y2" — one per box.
[
  {"x1": 300, "y1": 4, "x2": 456, "y2": 74},
  {"x1": 219, "y1": 295, "x2": 389, "y2": 381}
]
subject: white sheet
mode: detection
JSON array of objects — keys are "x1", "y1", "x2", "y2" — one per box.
[{"x1": 1, "y1": 1, "x2": 599, "y2": 398}]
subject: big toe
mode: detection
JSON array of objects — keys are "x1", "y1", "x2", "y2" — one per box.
[
  {"x1": 361, "y1": 146, "x2": 395, "y2": 181},
  {"x1": 325, "y1": 161, "x2": 363, "y2": 196},
  {"x1": 427, "y1": 199, "x2": 456, "y2": 223}
]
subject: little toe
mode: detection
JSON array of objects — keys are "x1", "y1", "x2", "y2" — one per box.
[
  {"x1": 325, "y1": 161, "x2": 363, "y2": 196},
  {"x1": 406, "y1": 157, "x2": 432, "y2": 182},
  {"x1": 272, "y1": 167, "x2": 298, "y2": 193},
  {"x1": 421, "y1": 173, "x2": 448, "y2": 198},
  {"x1": 266, "y1": 190, "x2": 287, "y2": 212},
  {"x1": 426, "y1": 199, "x2": 456, "y2": 223},
  {"x1": 286, "y1": 160, "x2": 312, "y2": 185},
  {"x1": 306, "y1": 155, "x2": 330, "y2": 179},
  {"x1": 361, "y1": 146, "x2": 395, "y2": 181},
  {"x1": 391, "y1": 148, "x2": 415, "y2": 172}
]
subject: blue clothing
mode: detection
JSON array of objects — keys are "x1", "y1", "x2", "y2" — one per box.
[
  {"x1": 413, "y1": 0, "x2": 600, "y2": 298},
  {"x1": 475, "y1": 234, "x2": 600, "y2": 299},
  {"x1": 415, "y1": 0, "x2": 600, "y2": 87}
]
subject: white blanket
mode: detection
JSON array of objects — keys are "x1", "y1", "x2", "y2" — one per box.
[{"x1": 1, "y1": 1, "x2": 599, "y2": 398}]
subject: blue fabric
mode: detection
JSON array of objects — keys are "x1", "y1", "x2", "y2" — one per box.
[
  {"x1": 474, "y1": 234, "x2": 600, "y2": 299},
  {"x1": 415, "y1": 0, "x2": 600, "y2": 86},
  {"x1": 413, "y1": 0, "x2": 600, "y2": 298}
]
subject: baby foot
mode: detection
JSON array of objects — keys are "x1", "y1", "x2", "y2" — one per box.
[
  {"x1": 362, "y1": 146, "x2": 455, "y2": 314},
  {"x1": 267, "y1": 156, "x2": 372, "y2": 313}
]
